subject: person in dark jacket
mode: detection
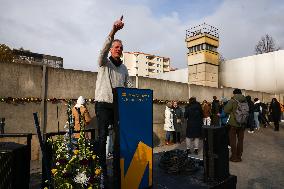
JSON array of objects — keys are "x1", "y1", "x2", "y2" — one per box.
[
  {"x1": 259, "y1": 102, "x2": 270, "y2": 127},
  {"x1": 184, "y1": 97, "x2": 203, "y2": 155},
  {"x1": 211, "y1": 96, "x2": 221, "y2": 126},
  {"x1": 224, "y1": 89, "x2": 247, "y2": 162},
  {"x1": 269, "y1": 98, "x2": 281, "y2": 131},
  {"x1": 173, "y1": 101, "x2": 183, "y2": 143},
  {"x1": 246, "y1": 96, "x2": 255, "y2": 133}
]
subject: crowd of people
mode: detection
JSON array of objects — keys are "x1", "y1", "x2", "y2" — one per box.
[
  {"x1": 163, "y1": 89, "x2": 283, "y2": 162},
  {"x1": 70, "y1": 16, "x2": 284, "y2": 188}
]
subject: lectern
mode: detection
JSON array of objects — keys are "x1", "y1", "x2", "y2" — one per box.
[{"x1": 113, "y1": 88, "x2": 153, "y2": 189}]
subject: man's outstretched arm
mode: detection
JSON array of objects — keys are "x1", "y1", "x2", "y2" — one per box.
[{"x1": 98, "y1": 16, "x2": 124, "y2": 67}]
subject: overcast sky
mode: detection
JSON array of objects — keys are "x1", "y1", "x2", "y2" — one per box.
[{"x1": 0, "y1": 0, "x2": 283, "y2": 71}]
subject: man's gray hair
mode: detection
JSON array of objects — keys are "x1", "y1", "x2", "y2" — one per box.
[{"x1": 111, "y1": 39, "x2": 123, "y2": 47}]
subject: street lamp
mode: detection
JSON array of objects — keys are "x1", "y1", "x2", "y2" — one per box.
[{"x1": 134, "y1": 53, "x2": 139, "y2": 88}]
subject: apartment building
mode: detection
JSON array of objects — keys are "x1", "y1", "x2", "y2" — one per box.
[
  {"x1": 122, "y1": 52, "x2": 170, "y2": 77},
  {"x1": 13, "y1": 48, "x2": 63, "y2": 68}
]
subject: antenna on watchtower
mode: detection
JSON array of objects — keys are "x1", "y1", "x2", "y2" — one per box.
[{"x1": 186, "y1": 23, "x2": 219, "y2": 39}]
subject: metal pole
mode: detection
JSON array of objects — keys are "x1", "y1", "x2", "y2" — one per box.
[
  {"x1": 0, "y1": 117, "x2": 5, "y2": 134},
  {"x1": 134, "y1": 53, "x2": 139, "y2": 88},
  {"x1": 41, "y1": 65, "x2": 47, "y2": 138},
  {"x1": 57, "y1": 105, "x2": 59, "y2": 132}
]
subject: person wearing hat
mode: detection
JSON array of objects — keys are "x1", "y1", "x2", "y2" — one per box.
[
  {"x1": 72, "y1": 96, "x2": 92, "y2": 138},
  {"x1": 224, "y1": 88, "x2": 247, "y2": 162}
]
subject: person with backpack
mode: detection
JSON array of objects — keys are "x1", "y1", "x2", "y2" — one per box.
[{"x1": 224, "y1": 89, "x2": 249, "y2": 162}]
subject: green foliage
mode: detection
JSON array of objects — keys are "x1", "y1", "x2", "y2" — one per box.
[{"x1": 0, "y1": 44, "x2": 14, "y2": 63}]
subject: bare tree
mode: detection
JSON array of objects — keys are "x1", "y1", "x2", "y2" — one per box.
[
  {"x1": 218, "y1": 53, "x2": 226, "y2": 64},
  {"x1": 255, "y1": 34, "x2": 280, "y2": 54}
]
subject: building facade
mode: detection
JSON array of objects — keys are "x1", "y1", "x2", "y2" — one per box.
[
  {"x1": 13, "y1": 48, "x2": 63, "y2": 68},
  {"x1": 122, "y1": 52, "x2": 170, "y2": 77}
]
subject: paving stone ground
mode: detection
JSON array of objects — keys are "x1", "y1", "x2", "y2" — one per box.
[{"x1": 30, "y1": 123, "x2": 284, "y2": 189}]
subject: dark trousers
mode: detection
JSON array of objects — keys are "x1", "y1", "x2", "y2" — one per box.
[
  {"x1": 171, "y1": 131, "x2": 180, "y2": 143},
  {"x1": 274, "y1": 120, "x2": 280, "y2": 131},
  {"x1": 176, "y1": 132, "x2": 181, "y2": 143},
  {"x1": 229, "y1": 126, "x2": 244, "y2": 159},
  {"x1": 95, "y1": 102, "x2": 114, "y2": 178},
  {"x1": 225, "y1": 126, "x2": 230, "y2": 147},
  {"x1": 260, "y1": 113, "x2": 270, "y2": 127},
  {"x1": 166, "y1": 131, "x2": 176, "y2": 143},
  {"x1": 247, "y1": 113, "x2": 255, "y2": 131}
]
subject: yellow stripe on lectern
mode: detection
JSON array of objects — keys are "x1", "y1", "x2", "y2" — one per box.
[{"x1": 120, "y1": 141, "x2": 152, "y2": 189}]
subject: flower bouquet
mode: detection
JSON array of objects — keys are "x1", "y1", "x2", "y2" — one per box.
[{"x1": 46, "y1": 101, "x2": 103, "y2": 189}]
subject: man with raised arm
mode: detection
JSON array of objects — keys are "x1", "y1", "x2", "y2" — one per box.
[{"x1": 94, "y1": 16, "x2": 132, "y2": 185}]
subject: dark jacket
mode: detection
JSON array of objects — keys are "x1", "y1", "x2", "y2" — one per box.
[
  {"x1": 253, "y1": 101, "x2": 261, "y2": 112},
  {"x1": 270, "y1": 102, "x2": 281, "y2": 121},
  {"x1": 184, "y1": 102, "x2": 203, "y2": 138},
  {"x1": 211, "y1": 100, "x2": 221, "y2": 114},
  {"x1": 224, "y1": 94, "x2": 247, "y2": 127},
  {"x1": 211, "y1": 100, "x2": 221, "y2": 126},
  {"x1": 246, "y1": 99, "x2": 255, "y2": 128},
  {"x1": 173, "y1": 106, "x2": 183, "y2": 132}
]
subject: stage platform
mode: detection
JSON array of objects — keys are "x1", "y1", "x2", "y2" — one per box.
[{"x1": 153, "y1": 152, "x2": 237, "y2": 189}]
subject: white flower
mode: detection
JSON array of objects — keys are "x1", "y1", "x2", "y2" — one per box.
[
  {"x1": 100, "y1": 174, "x2": 104, "y2": 188},
  {"x1": 74, "y1": 171, "x2": 89, "y2": 186},
  {"x1": 56, "y1": 162, "x2": 60, "y2": 166}
]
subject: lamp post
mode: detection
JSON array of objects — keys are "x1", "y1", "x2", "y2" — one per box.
[
  {"x1": 134, "y1": 53, "x2": 139, "y2": 88},
  {"x1": 220, "y1": 85, "x2": 224, "y2": 98}
]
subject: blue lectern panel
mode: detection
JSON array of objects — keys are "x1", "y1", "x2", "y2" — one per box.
[{"x1": 115, "y1": 88, "x2": 153, "y2": 189}]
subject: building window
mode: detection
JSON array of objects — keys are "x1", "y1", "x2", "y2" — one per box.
[{"x1": 197, "y1": 45, "x2": 200, "y2": 51}]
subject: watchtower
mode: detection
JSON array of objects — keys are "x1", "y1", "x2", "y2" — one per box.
[{"x1": 185, "y1": 23, "x2": 219, "y2": 87}]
